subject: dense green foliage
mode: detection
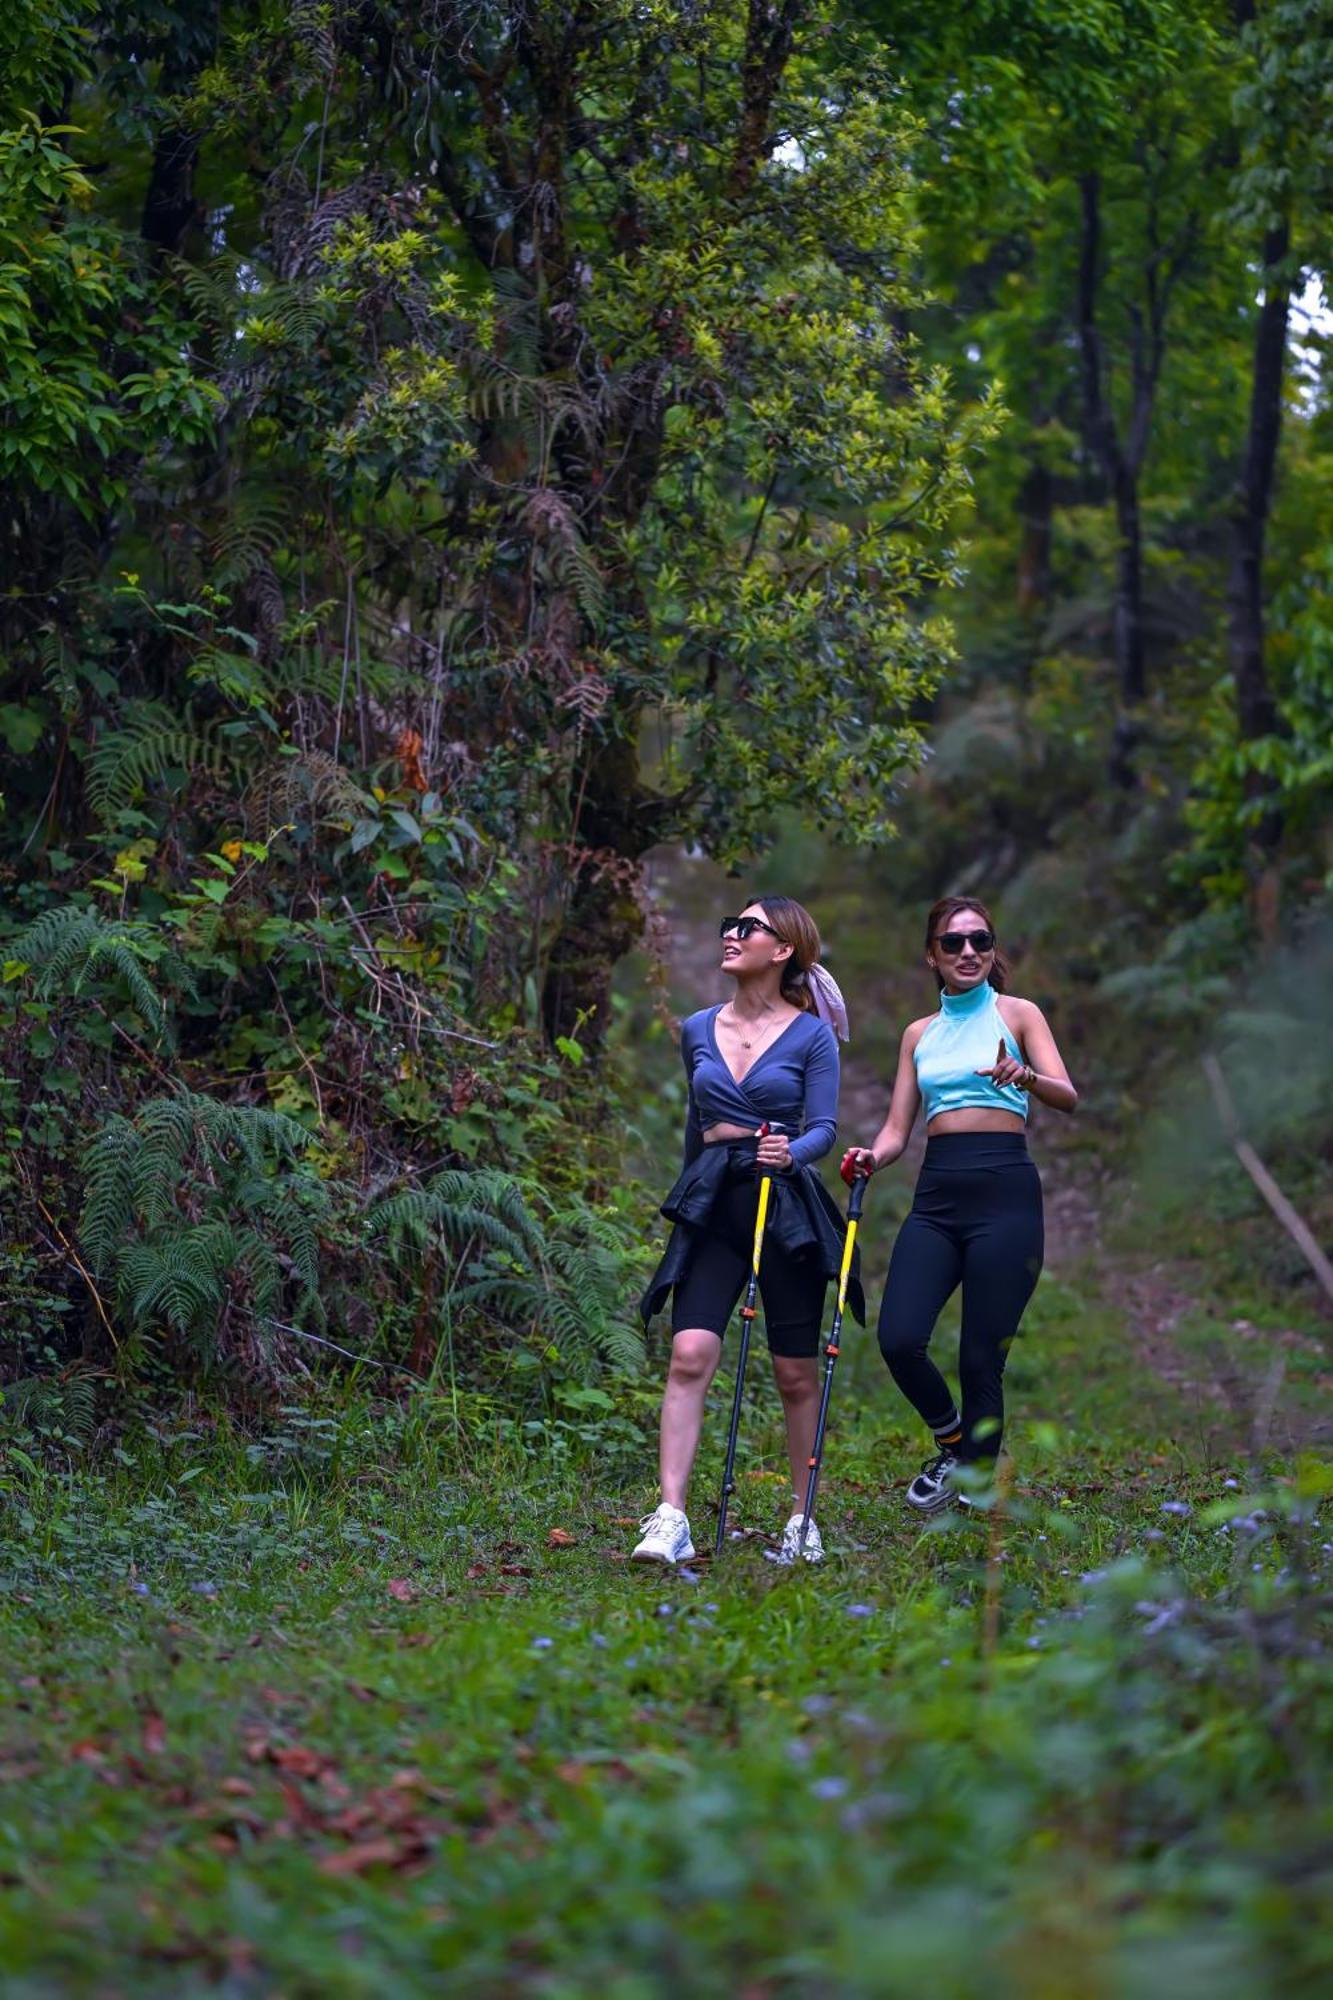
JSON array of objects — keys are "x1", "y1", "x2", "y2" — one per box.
[{"x1": 0, "y1": 0, "x2": 997, "y2": 1391}]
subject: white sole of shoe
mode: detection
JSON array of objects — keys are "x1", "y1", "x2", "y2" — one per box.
[{"x1": 631, "y1": 1544, "x2": 695, "y2": 1565}]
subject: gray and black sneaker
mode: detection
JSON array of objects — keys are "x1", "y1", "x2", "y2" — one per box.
[{"x1": 905, "y1": 1450, "x2": 960, "y2": 1514}]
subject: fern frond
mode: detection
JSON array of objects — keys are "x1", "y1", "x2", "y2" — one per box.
[
  {"x1": 120, "y1": 1235, "x2": 226, "y2": 1333},
  {"x1": 371, "y1": 1169, "x2": 545, "y2": 1265},
  {"x1": 85, "y1": 702, "x2": 240, "y2": 822},
  {"x1": 80, "y1": 1115, "x2": 140, "y2": 1273},
  {"x1": 12, "y1": 906, "x2": 169, "y2": 1038}
]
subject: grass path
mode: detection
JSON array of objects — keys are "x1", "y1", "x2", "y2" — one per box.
[{"x1": 2, "y1": 1231, "x2": 1330, "y2": 1995}]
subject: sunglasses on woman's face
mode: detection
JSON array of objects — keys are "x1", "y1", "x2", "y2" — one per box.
[
  {"x1": 719, "y1": 915, "x2": 780, "y2": 941},
  {"x1": 935, "y1": 929, "x2": 995, "y2": 956}
]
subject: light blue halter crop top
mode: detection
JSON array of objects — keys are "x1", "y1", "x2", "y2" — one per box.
[{"x1": 914, "y1": 979, "x2": 1028, "y2": 1125}]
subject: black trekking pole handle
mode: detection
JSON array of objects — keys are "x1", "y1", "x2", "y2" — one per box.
[{"x1": 797, "y1": 1168, "x2": 867, "y2": 1558}]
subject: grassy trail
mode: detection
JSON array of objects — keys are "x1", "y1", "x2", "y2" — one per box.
[{"x1": 2, "y1": 1214, "x2": 1330, "y2": 1995}]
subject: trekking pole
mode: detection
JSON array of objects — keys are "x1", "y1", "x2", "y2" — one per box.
[
  {"x1": 797, "y1": 1162, "x2": 867, "y2": 1559},
  {"x1": 714, "y1": 1125, "x2": 775, "y2": 1558}
]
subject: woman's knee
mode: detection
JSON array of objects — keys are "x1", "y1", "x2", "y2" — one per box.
[
  {"x1": 668, "y1": 1330, "x2": 722, "y2": 1385},
  {"x1": 770, "y1": 1352, "x2": 818, "y2": 1401},
  {"x1": 877, "y1": 1309, "x2": 926, "y2": 1366}
]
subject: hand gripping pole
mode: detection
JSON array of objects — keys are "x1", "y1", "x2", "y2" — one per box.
[
  {"x1": 797, "y1": 1168, "x2": 867, "y2": 1560},
  {"x1": 714, "y1": 1126, "x2": 773, "y2": 1558}
]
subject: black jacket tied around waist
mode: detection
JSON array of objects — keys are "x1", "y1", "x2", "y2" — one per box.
[{"x1": 639, "y1": 1139, "x2": 865, "y2": 1327}]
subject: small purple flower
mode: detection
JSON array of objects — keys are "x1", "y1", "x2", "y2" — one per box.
[
  {"x1": 1160, "y1": 1500, "x2": 1191, "y2": 1517},
  {"x1": 845, "y1": 1603, "x2": 874, "y2": 1618},
  {"x1": 811, "y1": 1776, "x2": 848, "y2": 1800},
  {"x1": 191, "y1": 1581, "x2": 218, "y2": 1597},
  {"x1": 532, "y1": 1636, "x2": 554, "y2": 1650}
]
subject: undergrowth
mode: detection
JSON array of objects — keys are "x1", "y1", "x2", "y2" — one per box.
[{"x1": 1, "y1": 1273, "x2": 1329, "y2": 1996}]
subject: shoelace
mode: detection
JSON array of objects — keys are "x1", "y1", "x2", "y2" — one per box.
[
  {"x1": 639, "y1": 1508, "x2": 677, "y2": 1535},
  {"x1": 920, "y1": 1452, "x2": 956, "y2": 1482}
]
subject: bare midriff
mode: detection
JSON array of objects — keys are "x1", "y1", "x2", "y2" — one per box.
[
  {"x1": 702, "y1": 1121, "x2": 758, "y2": 1143},
  {"x1": 925, "y1": 1108, "x2": 1026, "y2": 1136}
]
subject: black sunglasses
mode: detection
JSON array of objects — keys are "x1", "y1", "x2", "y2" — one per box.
[
  {"x1": 720, "y1": 915, "x2": 780, "y2": 941},
  {"x1": 935, "y1": 929, "x2": 995, "y2": 955}
]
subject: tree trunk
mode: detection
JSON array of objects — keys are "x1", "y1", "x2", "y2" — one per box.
[
  {"x1": 540, "y1": 731, "x2": 675, "y2": 1048},
  {"x1": 1112, "y1": 467, "x2": 1147, "y2": 710},
  {"x1": 142, "y1": 126, "x2": 202, "y2": 253},
  {"x1": 1229, "y1": 219, "x2": 1291, "y2": 928},
  {"x1": 1077, "y1": 172, "x2": 1147, "y2": 784},
  {"x1": 1015, "y1": 459, "x2": 1053, "y2": 618},
  {"x1": 1229, "y1": 222, "x2": 1289, "y2": 747}
]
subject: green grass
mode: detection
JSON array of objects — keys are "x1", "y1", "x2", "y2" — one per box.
[{"x1": 1, "y1": 1276, "x2": 1331, "y2": 1997}]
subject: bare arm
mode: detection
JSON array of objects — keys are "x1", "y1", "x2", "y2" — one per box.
[
  {"x1": 842, "y1": 1023, "x2": 924, "y2": 1176},
  {"x1": 988, "y1": 999, "x2": 1078, "y2": 1115}
]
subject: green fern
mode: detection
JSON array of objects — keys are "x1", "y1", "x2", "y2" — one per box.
[
  {"x1": 79, "y1": 1091, "x2": 324, "y2": 1359},
  {"x1": 371, "y1": 1169, "x2": 544, "y2": 1266},
  {"x1": 0, "y1": 1373, "x2": 97, "y2": 1447},
  {"x1": 11, "y1": 906, "x2": 169, "y2": 1038},
  {"x1": 84, "y1": 701, "x2": 245, "y2": 823},
  {"x1": 121, "y1": 1231, "x2": 227, "y2": 1334},
  {"x1": 382, "y1": 1170, "x2": 644, "y2": 1379}
]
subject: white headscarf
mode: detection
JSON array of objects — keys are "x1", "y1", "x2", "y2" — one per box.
[{"x1": 805, "y1": 961, "x2": 850, "y2": 1042}]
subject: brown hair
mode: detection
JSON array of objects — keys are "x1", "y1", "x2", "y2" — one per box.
[
  {"x1": 746, "y1": 895, "x2": 822, "y2": 1013},
  {"x1": 924, "y1": 895, "x2": 1011, "y2": 992}
]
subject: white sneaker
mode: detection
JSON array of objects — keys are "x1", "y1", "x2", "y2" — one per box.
[
  {"x1": 905, "y1": 1450, "x2": 959, "y2": 1514},
  {"x1": 779, "y1": 1512, "x2": 825, "y2": 1564},
  {"x1": 631, "y1": 1503, "x2": 695, "y2": 1564}
]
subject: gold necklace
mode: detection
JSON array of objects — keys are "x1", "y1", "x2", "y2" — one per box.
[{"x1": 726, "y1": 1004, "x2": 781, "y2": 1052}]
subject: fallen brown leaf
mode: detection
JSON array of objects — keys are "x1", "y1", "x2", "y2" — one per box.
[
  {"x1": 142, "y1": 1712, "x2": 167, "y2": 1756},
  {"x1": 270, "y1": 1744, "x2": 332, "y2": 1780},
  {"x1": 546, "y1": 1529, "x2": 577, "y2": 1548},
  {"x1": 386, "y1": 1578, "x2": 416, "y2": 1603},
  {"x1": 498, "y1": 1563, "x2": 532, "y2": 1577},
  {"x1": 318, "y1": 1837, "x2": 409, "y2": 1876},
  {"x1": 465, "y1": 1562, "x2": 487, "y2": 1580}
]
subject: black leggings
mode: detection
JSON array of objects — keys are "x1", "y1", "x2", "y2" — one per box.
[
  {"x1": 671, "y1": 1157, "x2": 827, "y2": 1357},
  {"x1": 877, "y1": 1133, "x2": 1043, "y2": 1462}
]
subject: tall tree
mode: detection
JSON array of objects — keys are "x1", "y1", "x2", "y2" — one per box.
[
  {"x1": 0, "y1": 2, "x2": 990, "y2": 1047},
  {"x1": 863, "y1": 0, "x2": 1233, "y2": 774},
  {"x1": 1225, "y1": 0, "x2": 1333, "y2": 915}
]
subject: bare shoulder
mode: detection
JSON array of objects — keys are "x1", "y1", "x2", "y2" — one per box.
[
  {"x1": 902, "y1": 1015, "x2": 934, "y2": 1050},
  {"x1": 996, "y1": 993, "x2": 1041, "y2": 1023}
]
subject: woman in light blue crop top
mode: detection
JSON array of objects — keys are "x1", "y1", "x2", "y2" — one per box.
[
  {"x1": 843, "y1": 895, "x2": 1076, "y2": 1515},
  {"x1": 633, "y1": 895, "x2": 859, "y2": 1568}
]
